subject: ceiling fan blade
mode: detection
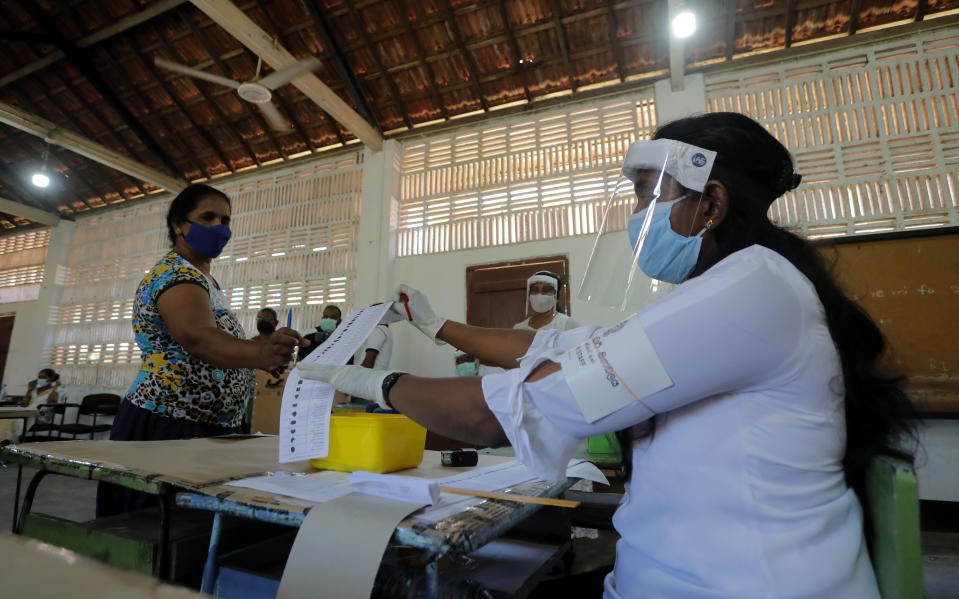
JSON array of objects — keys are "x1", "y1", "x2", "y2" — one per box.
[
  {"x1": 257, "y1": 101, "x2": 292, "y2": 132},
  {"x1": 154, "y1": 57, "x2": 239, "y2": 89},
  {"x1": 258, "y1": 56, "x2": 321, "y2": 90}
]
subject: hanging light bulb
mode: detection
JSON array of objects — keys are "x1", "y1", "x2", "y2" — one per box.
[
  {"x1": 32, "y1": 143, "x2": 51, "y2": 188},
  {"x1": 672, "y1": 10, "x2": 696, "y2": 39},
  {"x1": 31, "y1": 172, "x2": 50, "y2": 188}
]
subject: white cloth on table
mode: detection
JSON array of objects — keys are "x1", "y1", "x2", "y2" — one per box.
[{"x1": 480, "y1": 245, "x2": 880, "y2": 599}]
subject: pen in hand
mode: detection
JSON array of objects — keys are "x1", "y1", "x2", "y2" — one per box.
[
  {"x1": 400, "y1": 293, "x2": 413, "y2": 321},
  {"x1": 287, "y1": 309, "x2": 298, "y2": 369}
]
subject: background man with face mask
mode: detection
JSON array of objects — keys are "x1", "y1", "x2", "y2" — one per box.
[
  {"x1": 512, "y1": 270, "x2": 580, "y2": 332},
  {"x1": 298, "y1": 304, "x2": 342, "y2": 361},
  {"x1": 251, "y1": 307, "x2": 279, "y2": 342}
]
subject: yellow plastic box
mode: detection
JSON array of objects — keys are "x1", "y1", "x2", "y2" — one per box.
[{"x1": 309, "y1": 413, "x2": 427, "y2": 473}]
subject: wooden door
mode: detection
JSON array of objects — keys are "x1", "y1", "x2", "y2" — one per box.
[{"x1": 0, "y1": 314, "x2": 13, "y2": 385}]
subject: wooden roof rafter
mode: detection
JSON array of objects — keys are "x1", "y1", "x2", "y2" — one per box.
[
  {"x1": 496, "y1": 0, "x2": 532, "y2": 103},
  {"x1": 437, "y1": 0, "x2": 488, "y2": 112},
  {"x1": 395, "y1": 0, "x2": 449, "y2": 122},
  {"x1": 343, "y1": 1, "x2": 412, "y2": 130}
]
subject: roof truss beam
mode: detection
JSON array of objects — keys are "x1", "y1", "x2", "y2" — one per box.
[
  {"x1": 0, "y1": 100, "x2": 187, "y2": 192},
  {"x1": 0, "y1": 196, "x2": 59, "y2": 226}
]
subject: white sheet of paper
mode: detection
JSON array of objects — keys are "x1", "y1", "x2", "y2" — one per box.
[
  {"x1": 278, "y1": 303, "x2": 394, "y2": 464},
  {"x1": 350, "y1": 471, "x2": 440, "y2": 505},
  {"x1": 225, "y1": 470, "x2": 354, "y2": 504},
  {"x1": 559, "y1": 316, "x2": 673, "y2": 423}
]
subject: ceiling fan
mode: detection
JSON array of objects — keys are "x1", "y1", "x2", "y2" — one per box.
[{"x1": 155, "y1": 55, "x2": 321, "y2": 132}]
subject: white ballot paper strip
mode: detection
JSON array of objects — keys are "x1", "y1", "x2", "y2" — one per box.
[
  {"x1": 350, "y1": 471, "x2": 441, "y2": 505},
  {"x1": 279, "y1": 302, "x2": 394, "y2": 464},
  {"x1": 559, "y1": 316, "x2": 673, "y2": 423}
]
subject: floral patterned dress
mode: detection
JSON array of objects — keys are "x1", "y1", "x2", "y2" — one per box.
[{"x1": 125, "y1": 251, "x2": 253, "y2": 429}]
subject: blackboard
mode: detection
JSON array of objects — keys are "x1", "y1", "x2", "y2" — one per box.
[{"x1": 820, "y1": 228, "x2": 959, "y2": 413}]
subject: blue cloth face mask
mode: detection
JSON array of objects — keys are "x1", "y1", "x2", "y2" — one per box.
[
  {"x1": 184, "y1": 221, "x2": 231, "y2": 258},
  {"x1": 456, "y1": 362, "x2": 477, "y2": 377},
  {"x1": 627, "y1": 196, "x2": 706, "y2": 284},
  {"x1": 319, "y1": 318, "x2": 338, "y2": 333}
]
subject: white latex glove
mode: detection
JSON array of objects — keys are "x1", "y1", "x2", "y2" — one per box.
[
  {"x1": 296, "y1": 363, "x2": 399, "y2": 409},
  {"x1": 391, "y1": 283, "x2": 448, "y2": 345}
]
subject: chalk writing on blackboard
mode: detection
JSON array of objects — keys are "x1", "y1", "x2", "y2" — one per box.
[{"x1": 918, "y1": 284, "x2": 935, "y2": 295}]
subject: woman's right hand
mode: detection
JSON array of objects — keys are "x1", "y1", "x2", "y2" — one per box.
[
  {"x1": 259, "y1": 327, "x2": 309, "y2": 369},
  {"x1": 392, "y1": 284, "x2": 448, "y2": 344}
]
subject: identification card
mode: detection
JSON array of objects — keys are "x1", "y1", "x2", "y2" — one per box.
[{"x1": 558, "y1": 316, "x2": 673, "y2": 423}]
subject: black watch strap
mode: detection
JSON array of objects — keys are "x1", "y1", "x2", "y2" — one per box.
[{"x1": 380, "y1": 372, "x2": 407, "y2": 410}]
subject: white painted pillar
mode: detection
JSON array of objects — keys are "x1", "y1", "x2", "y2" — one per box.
[
  {"x1": 654, "y1": 73, "x2": 707, "y2": 124},
  {"x1": 354, "y1": 140, "x2": 402, "y2": 309},
  {"x1": 2, "y1": 221, "x2": 74, "y2": 394}
]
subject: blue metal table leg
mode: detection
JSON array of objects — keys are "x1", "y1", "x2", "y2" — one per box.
[
  {"x1": 201, "y1": 512, "x2": 224, "y2": 595},
  {"x1": 425, "y1": 559, "x2": 439, "y2": 599}
]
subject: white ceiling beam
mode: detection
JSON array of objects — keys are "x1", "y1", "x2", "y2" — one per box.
[
  {"x1": 190, "y1": 0, "x2": 383, "y2": 151},
  {"x1": 0, "y1": 197, "x2": 60, "y2": 226},
  {"x1": 0, "y1": 0, "x2": 189, "y2": 89},
  {"x1": 0, "y1": 100, "x2": 188, "y2": 193},
  {"x1": 668, "y1": 0, "x2": 685, "y2": 91}
]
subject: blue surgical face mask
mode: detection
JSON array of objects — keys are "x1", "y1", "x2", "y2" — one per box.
[
  {"x1": 627, "y1": 196, "x2": 706, "y2": 284},
  {"x1": 319, "y1": 318, "x2": 338, "y2": 333},
  {"x1": 456, "y1": 362, "x2": 477, "y2": 377},
  {"x1": 36, "y1": 378, "x2": 50, "y2": 388},
  {"x1": 184, "y1": 221, "x2": 231, "y2": 258}
]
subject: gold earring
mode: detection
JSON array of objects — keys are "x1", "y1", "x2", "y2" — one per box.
[{"x1": 705, "y1": 219, "x2": 714, "y2": 230}]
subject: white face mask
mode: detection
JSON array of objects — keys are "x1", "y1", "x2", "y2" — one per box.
[{"x1": 529, "y1": 294, "x2": 557, "y2": 314}]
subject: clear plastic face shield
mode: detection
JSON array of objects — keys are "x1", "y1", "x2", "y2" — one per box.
[{"x1": 578, "y1": 139, "x2": 717, "y2": 312}]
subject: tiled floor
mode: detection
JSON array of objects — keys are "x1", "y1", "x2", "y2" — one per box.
[{"x1": 1, "y1": 464, "x2": 957, "y2": 597}]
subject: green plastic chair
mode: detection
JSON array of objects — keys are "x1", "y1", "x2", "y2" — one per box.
[{"x1": 865, "y1": 454, "x2": 924, "y2": 599}]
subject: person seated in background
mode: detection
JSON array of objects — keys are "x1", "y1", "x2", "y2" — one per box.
[
  {"x1": 251, "y1": 307, "x2": 279, "y2": 342},
  {"x1": 22, "y1": 368, "x2": 64, "y2": 410},
  {"x1": 298, "y1": 304, "x2": 342, "y2": 360},
  {"x1": 513, "y1": 270, "x2": 580, "y2": 332},
  {"x1": 0, "y1": 369, "x2": 64, "y2": 442},
  {"x1": 357, "y1": 323, "x2": 392, "y2": 369}
]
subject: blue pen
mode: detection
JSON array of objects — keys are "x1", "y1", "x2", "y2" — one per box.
[{"x1": 286, "y1": 309, "x2": 297, "y2": 368}]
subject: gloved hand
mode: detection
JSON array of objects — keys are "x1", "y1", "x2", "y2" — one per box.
[
  {"x1": 296, "y1": 363, "x2": 400, "y2": 409},
  {"x1": 392, "y1": 284, "x2": 447, "y2": 345}
]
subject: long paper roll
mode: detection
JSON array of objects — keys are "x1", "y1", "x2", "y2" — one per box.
[{"x1": 276, "y1": 492, "x2": 425, "y2": 599}]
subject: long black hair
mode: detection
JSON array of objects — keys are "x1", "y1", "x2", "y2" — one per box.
[
  {"x1": 166, "y1": 184, "x2": 230, "y2": 245},
  {"x1": 617, "y1": 112, "x2": 917, "y2": 512}
]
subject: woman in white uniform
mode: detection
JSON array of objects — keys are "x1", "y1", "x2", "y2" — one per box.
[
  {"x1": 299, "y1": 112, "x2": 915, "y2": 598},
  {"x1": 513, "y1": 270, "x2": 580, "y2": 332}
]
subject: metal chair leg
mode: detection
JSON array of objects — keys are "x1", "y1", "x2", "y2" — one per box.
[{"x1": 15, "y1": 469, "x2": 50, "y2": 534}]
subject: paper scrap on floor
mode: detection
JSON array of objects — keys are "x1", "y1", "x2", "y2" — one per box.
[{"x1": 278, "y1": 302, "x2": 393, "y2": 464}]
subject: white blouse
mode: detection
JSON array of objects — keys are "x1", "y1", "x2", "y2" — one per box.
[{"x1": 481, "y1": 245, "x2": 880, "y2": 599}]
